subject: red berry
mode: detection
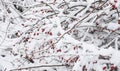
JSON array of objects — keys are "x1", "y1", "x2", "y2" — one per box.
[
  {"x1": 82, "y1": 65, "x2": 87, "y2": 71},
  {"x1": 103, "y1": 66, "x2": 106, "y2": 70},
  {"x1": 57, "y1": 49, "x2": 61, "y2": 52},
  {"x1": 50, "y1": 40, "x2": 53, "y2": 44},
  {"x1": 42, "y1": 29, "x2": 45, "y2": 32},
  {"x1": 41, "y1": 1, "x2": 44, "y2": 3},
  {"x1": 37, "y1": 33, "x2": 39, "y2": 35},
  {"x1": 114, "y1": 0, "x2": 117, "y2": 3},
  {"x1": 111, "y1": 66, "x2": 117, "y2": 70},
  {"x1": 112, "y1": 30, "x2": 115, "y2": 32},
  {"x1": 112, "y1": 4, "x2": 116, "y2": 9},
  {"x1": 118, "y1": 19, "x2": 120, "y2": 24},
  {"x1": 49, "y1": 32, "x2": 52, "y2": 35},
  {"x1": 21, "y1": 24, "x2": 24, "y2": 26}
]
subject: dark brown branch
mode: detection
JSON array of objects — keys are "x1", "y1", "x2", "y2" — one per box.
[{"x1": 116, "y1": 8, "x2": 120, "y2": 17}]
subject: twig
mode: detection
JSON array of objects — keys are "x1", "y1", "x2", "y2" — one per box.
[
  {"x1": 100, "y1": 38, "x2": 116, "y2": 48},
  {"x1": 54, "y1": 9, "x2": 95, "y2": 45},
  {"x1": 0, "y1": 22, "x2": 10, "y2": 46},
  {"x1": 10, "y1": 64, "x2": 68, "y2": 71},
  {"x1": 116, "y1": 8, "x2": 120, "y2": 17}
]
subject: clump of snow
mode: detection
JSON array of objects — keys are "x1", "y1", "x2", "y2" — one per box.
[{"x1": 107, "y1": 23, "x2": 120, "y2": 30}]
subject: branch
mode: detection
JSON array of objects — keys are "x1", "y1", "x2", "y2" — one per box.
[
  {"x1": 10, "y1": 64, "x2": 68, "y2": 71},
  {"x1": 0, "y1": 22, "x2": 11, "y2": 46},
  {"x1": 54, "y1": 9, "x2": 95, "y2": 45}
]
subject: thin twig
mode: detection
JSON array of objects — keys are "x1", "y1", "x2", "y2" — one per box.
[
  {"x1": 54, "y1": 9, "x2": 95, "y2": 45},
  {"x1": 10, "y1": 64, "x2": 68, "y2": 71},
  {"x1": 0, "y1": 22, "x2": 10, "y2": 46}
]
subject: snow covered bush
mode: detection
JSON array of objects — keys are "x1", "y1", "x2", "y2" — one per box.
[{"x1": 0, "y1": 0, "x2": 120, "y2": 71}]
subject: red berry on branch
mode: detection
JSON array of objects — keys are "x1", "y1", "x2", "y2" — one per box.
[
  {"x1": 57, "y1": 49, "x2": 61, "y2": 52},
  {"x1": 41, "y1": 1, "x2": 44, "y2": 3},
  {"x1": 37, "y1": 33, "x2": 39, "y2": 35},
  {"x1": 103, "y1": 66, "x2": 106, "y2": 70},
  {"x1": 114, "y1": 0, "x2": 117, "y2": 3},
  {"x1": 41, "y1": 29, "x2": 45, "y2": 32},
  {"x1": 111, "y1": 66, "x2": 117, "y2": 70},
  {"x1": 49, "y1": 32, "x2": 52, "y2": 35},
  {"x1": 112, "y1": 30, "x2": 115, "y2": 32},
  {"x1": 112, "y1": 4, "x2": 117, "y2": 9},
  {"x1": 118, "y1": 19, "x2": 120, "y2": 24},
  {"x1": 50, "y1": 40, "x2": 53, "y2": 44}
]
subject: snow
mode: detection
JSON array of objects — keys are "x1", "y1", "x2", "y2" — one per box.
[
  {"x1": 107, "y1": 23, "x2": 120, "y2": 30},
  {"x1": 0, "y1": 0, "x2": 120, "y2": 71}
]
